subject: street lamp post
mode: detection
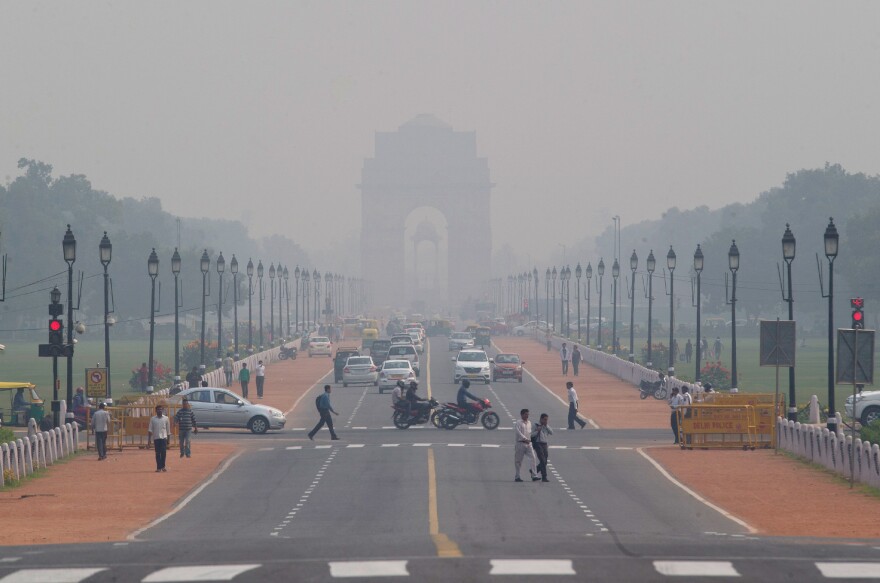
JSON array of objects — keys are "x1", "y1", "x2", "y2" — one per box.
[
  {"x1": 172, "y1": 249, "x2": 182, "y2": 381},
  {"x1": 597, "y1": 259, "x2": 605, "y2": 350},
  {"x1": 728, "y1": 241, "x2": 739, "y2": 390},
  {"x1": 532, "y1": 268, "x2": 538, "y2": 324},
  {"x1": 303, "y1": 269, "x2": 311, "y2": 333},
  {"x1": 551, "y1": 267, "x2": 557, "y2": 333},
  {"x1": 646, "y1": 250, "x2": 655, "y2": 369},
  {"x1": 575, "y1": 263, "x2": 582, "y2": 343},
  {"x1": 62, "y1": 225, "x2": 76, "y2": 409},
  {"x1": 629, "y1": 251, "x2": 638, "y2": 362},
  {"x1": 278, "y1": 264, "x2": 285, "y2": 341},
  {"x1": 284, "y1": 267, "x2": 290, "y2": 340},
  {"x1": 325, "y1": 272, "x2": 332, "y2": 330},
  {"x1": 269, "y1": 263, "x2": 276, "y2": 346},
  {"x1": 559, "y1": 267, "x2": 566, "y2": 337},
  {"x1": 231, "y1": 255, "x2": 239, "y2": 358},
  {"x1": 313, "y1": 269, "x2": 320, "y2": 327},
  {"x1": 667, "y1": 246, "x2": 676, "y2": 376},
  {"x1": 294, "y1": 266, "x2": 300, "y2": 334},
  {"x1": 822, "y1": 218, "x2": 839, "y2": 432},
  {"x1": 216, "y1": 252, "x2": 225, "y2": 364},
  {"x1": 257, "y1": 260, "x2": 264, "y2": 350},
  {"x1": 99, "y1": 232, "x2": 113, "y2": 399},
  {"x1": 545, "y1": 268, "x2": 550, "y2": 330},
  {"x1": 612, "y1": 259, "x2": 620, "y2": 355},
  {"x1": 693, "y1": 245, "x2": 703, "y2": 381},
  {"x1": 200, "y1": 250, "x2": 210, "y2": 371},
  {"x1": 585, "y1": 263, "x2": 593, "y2": 347},
  {"x1": 247, "y1": 259, "x2": 254, "y2": 354},
  {"x1": 782, "y1": 225, "x2": 797, "y2": 421},
  {"x1": 147, "y1": 248, "x2": 159, "y2": 387}
]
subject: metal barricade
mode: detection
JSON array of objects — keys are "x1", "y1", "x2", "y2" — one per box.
[
  {"x1": 677, "y1": 404, "x2": 759, "y2": 450},
  {"x1": 85, "y1": 403, "x2": 178, "y2": 450}
]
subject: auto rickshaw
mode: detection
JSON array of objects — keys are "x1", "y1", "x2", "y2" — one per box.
[
  {"x1": 361, "y1": 328, "x2": 379, "y2": 350},
  {"x1": 474, "y1": 326, "x2": 492, "y2": 349},
  {"x1": 0, "y1": 382, "x2": 45, "y2": 427}
]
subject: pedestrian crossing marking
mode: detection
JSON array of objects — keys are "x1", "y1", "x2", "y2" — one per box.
[
  {"x1": 0, "y1": 568, "x2": 106, "y2": 583},
  {"x1": 653, "y1": 561, "x2": 740, "y2": 577},
  {"x1": 142, "y1": 564, "x2": 261, "y2": 582},
  {"x1": 489, "y1": 559, "x2": 575, "y2": 575},
  {"x1": 329, "y1": 560, "x2": 409, "y2": 577},
  {"x1": 816, "y1": 562, "x2": 880, "y2": 578}
]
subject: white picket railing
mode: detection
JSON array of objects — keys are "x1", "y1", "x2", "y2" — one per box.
[{"x1": 0, "y1": 422, "x2": 80, "y2": 487}]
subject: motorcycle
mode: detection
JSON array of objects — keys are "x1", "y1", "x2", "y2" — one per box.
[
  {"x1": 279, "y1": 345, "x2": 298, "y2": 360},
  {"x1": 392, "y1": 397, "x2": 440, "y2": 429},
  {"x1": 639, "y1": 379, "x2": 667, "y2": 400},
  {"x1": 439, "y1": 398, "x2": 500, "y2": 430}
]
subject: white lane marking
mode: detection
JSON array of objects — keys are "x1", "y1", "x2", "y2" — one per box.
[
  {"x1": 615, "y1": 447, "x2": 633, "y2": 450},
  {"x1": 0, "y1": 569, "x2": 106, "y2": 583},
  {"x1": 315, "y1": 445, "x2": 332, "y2": 449},
  {"x1": 286, "y1": 446, "x2": 302, "y2": 450},
  {"x1": 448, "y1": 443, "x2": 466, "y2": 447},
  {"x1": 413, "y1": 443, "x2": 432, "y2": 447},
  {"x1": 346, "y1": 444, "x2": 365, "y2": 448},
  {"x1": 549, "y1": 445, "x2": 567, "y2": 449},
  {"x1": 258, "y1": 447, "x2": 275, "y2": 451},
  {"x1": 272, "y1": 449, "x2": 338, "y2": 535},
  {"x1": 481, "y1": 444, "x2": 501, "y2": 448},
  {"x1": 284, "y1": 369, "x2": 333, "y2": 417},
  {"x1": 381, "y1": 426, "x2": 396, "y2": 429},
  {"x1": 381, "y1": 444, "x2": 399, "y2": 447},
  {"x1": 637, "y1": 448, "x2": 757, "y2": 534},
  {"x1": 128, "y1": 451, "x2": 244, "y2": 541},
  {"x1": 581, "y1": 446, "x2": 600, "y2": 450},
  {"x1": 498, "y1": 427, "x2": 512, "y2": 430},
  {"x1": 517, "y1": 361, "x2": 601, "y2": 429},
  {"x1": 0, "y1": 558, "x2": 21, "y2": 563},
  {"x1": 142, "y1": 564, "x2": 261, "y2": 582},
  {"x1": 343, "y1": 385, "x2": 371, "y2": 429},
  {"x1": 653, "y1": 561, "x2": 739, "y2": 577},
  {"x1": 815, "y1": 562, "x2": 880, "y2": 578},
  {"x1": 329, "y1": 560, "x2": 409, "y2": 577},
  {"x1": 468, "y1": 426, "x2": 482, "y2": 430},
  {"x1": 352, "y1": 426, "x2": 367, "y2": 430},
  {"x1": 291, "y1": 428, "x2": 307, "y2": 431},
  {"x1": 489, "y1": 560, "x2": 575, "y2": 575}
]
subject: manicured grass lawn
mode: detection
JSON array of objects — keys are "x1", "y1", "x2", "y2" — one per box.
[{"x1": 0, "y1": 339, "x2": 178, "y2": 399}]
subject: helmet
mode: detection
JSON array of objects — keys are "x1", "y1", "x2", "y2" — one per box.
[
  {"x1": 396, "y1": 380, "x2": 405, "y2": 389},
  {"x1": 461, "y1": 379, "x2": 470, "y2": 388},
  {"x1": 409, "y1": 380, "x2": 418, "y2": 390}
]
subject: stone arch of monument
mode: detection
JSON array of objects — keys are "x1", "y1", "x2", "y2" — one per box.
[{"x1": 360, "y1": 114, "x2": 492, "y2": 309}]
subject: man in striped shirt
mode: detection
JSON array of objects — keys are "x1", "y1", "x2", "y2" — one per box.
[{"x1": 174, "y1": 398, "x2": 198, "y2": 458}]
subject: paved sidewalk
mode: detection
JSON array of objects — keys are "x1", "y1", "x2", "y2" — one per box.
[{"x1": 497, "y1": 335, "x2": 880, "y2": 540}]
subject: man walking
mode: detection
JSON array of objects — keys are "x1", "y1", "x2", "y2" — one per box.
[
  {"x1": 186, "y1": 366, "x2": 202, "y2": 389},
  {"x1": 255, "y1": 360, "x2": 266, "y2": 399},
  {"x1": 567, "y1": 381, "x2": 587, "y2": 429},
  {"x1": 223, "y1": 352, "x2": 234, "y2": 387},
  {"x1": 571, "y1": 345, "x2": 582, "y2": 377},
  {"x1": 174, "y1": 398, "x2": 198, "y2": 458},
  {"x1": 308, "y1": 385, "x2": 340, "y2": 441},
  {"x1": 685, "y1": 339, "x2": 693, "y2": 363},
  {"x1": 92, "y1": 402, "x2": 111, "y2": 460},
  {"x1": 147, "y1": 404, "x2": 171, "y2": 472},
  {"x1": 714, "y1": 337, "x2": 723, "y2": 361},
  {"x1": 239, "y1": 362, "x2": 250, "y2": 399},
  {"x1": 560, "y1": 342, "x2": 570, "y2": 376},
  {"x1": 514, "y1": 409, "x2": 538, "y2": 482},
  {"x1": 532, "y1": 413, "x2": 552, "y2": 482}
]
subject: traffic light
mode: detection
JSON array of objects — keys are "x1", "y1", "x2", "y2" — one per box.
[
  {"x1": 48, "y1": 318, "x2": 64, "y2": 354},
  {"x1": 851, "y1": 297, "x2": 865, "y2": 330}
]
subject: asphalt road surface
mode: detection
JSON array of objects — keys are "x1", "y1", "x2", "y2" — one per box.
[{"x1": 2, "y1": 339, "x2": 879, "y2": 582}]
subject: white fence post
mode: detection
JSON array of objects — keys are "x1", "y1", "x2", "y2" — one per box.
[{"x1": 9, "y1": 441, "x2": 19, "y2": 481}]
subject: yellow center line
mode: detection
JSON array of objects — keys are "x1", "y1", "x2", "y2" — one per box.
[{"x1": 427, "y1": 447, "x2": 462, "y2": 557}]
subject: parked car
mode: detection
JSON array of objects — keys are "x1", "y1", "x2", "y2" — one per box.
[
  {"x1": 492, "y1": 353, "x2": 524, "y2": 382},
  {"x1": 448, "y1": 332, "x2": 475, "y2": 351},
  {"x1": 846, "y1": 389, "x2": 880, "y2": 426},
  {"x1": 167, "y1": 387, "x2": 285, "y2": 434},
  {"x1": 342, "y1": 356, "x2": 379, "y2": 387},
  {"x1": 451, "y1": 349, "x2": 491, "y2": 384},
  {"x1": 334, "y1": 346, "x2": 361, "y2": 383},
  {"x1": 377, "y1": 359, "x2": 416, "y2": 393},
  {"x1": 387, "y1": 344, "x2": 419, "y2": 377},
  {"x1": 308, "y1": 336, "x2": 332, "y2": 357},
  {"x1": 369, "y1": 339, "x2": 393, "y2": 365}
]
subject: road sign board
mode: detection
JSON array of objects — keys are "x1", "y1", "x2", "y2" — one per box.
[
  {"x1": 836, "y1": 329, "x2": 875, "y2": 385},
  {"x1": 759, "y1": 320, "x2": 796, "y2": 367},
  {"x1": 85, "y1": 367, "x2": 108, "y2": 398}
]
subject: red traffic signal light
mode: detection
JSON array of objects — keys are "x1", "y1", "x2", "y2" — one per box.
[
  {"x1": 851, "y1": 297, "x2": 865, "y2": 330},
  {"x1": 49, "y1": 320, "x2": 62, "y2": 332}
]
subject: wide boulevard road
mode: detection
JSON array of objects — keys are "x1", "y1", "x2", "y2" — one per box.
[{"x1": 1, "y1": 339, "x2": 879, "y2": 582}]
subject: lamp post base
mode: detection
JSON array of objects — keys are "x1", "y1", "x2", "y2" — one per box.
[{"x1": 787, "y1": 407, "x2": 798, "y2": 422}]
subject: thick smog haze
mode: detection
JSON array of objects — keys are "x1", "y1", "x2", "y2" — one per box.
[{"x1": 3, "y1": 1, "x2": 880, "y2": 265}]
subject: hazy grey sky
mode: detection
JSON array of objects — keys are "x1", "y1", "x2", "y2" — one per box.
[{"x1": 3, "y1": 1, "x2": 880, "y2": 264}]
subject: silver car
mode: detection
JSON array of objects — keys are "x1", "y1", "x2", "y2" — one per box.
[
  {"x1": 448, "y1": 332, "x2": 475, "y2": 351},
  {"x1": 342, "y1": 356, "x2": 379, "y2": 387},
  {"x1": 168, "y1": 387, "x2": 286, "y2": 434}
]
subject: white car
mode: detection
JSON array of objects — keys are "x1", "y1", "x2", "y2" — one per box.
[
  {"x1": 308, "y1": 336, "x2": 332, "y2": 357},
  {"x1": 168, "y1": 387, "x2": 285, "y2": 434},
  {"x1": 513, "y1": 321, "x2": 549, "y2": 336},
  {"x1": 377, "y1": 359, "x2": 416, "y2": 393},
  {"x1": 406, "y1": 326, "x2": 425, "y2": 342},
  {"x1": 845, "y1": 390, "x2": 880, "y2": 426},
  {"x1": 448, "y1": 332, "x2": 475, "y2": 351},
  {"x1": 342, "y1": 356, "x2": 378, "y2": 387},
  {"x1": 408, "y1": 332, "x2": 424, "y2": 353},
  {"x1": 387, "y1": 344, "x2": 419, "y2": 377},
  {"x1": 452, "y1": 349, "x2": 492, "y2": 384}
]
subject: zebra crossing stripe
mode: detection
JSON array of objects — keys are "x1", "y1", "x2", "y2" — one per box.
[
  {"x1": 328, "y1": 560, "x2": 409, "y2": 577},
  {"x1": 0, "y1": 568, "x2": 106, "y2": 583},
  {"x1": 142, "y1": 564, "x2": 260, "y2": 582}
]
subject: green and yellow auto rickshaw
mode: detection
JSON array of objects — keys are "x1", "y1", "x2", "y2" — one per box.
[
  {"x1": 0, "y1": 382, "x2": 45, "y2": 427},
  {"x1": 474, "y1": 327, "x2": 492, "y2": 349}
]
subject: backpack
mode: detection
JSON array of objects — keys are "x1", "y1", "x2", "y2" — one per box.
[{"x1": 315, "y1": 394, "x2": 323, "y2": 411}]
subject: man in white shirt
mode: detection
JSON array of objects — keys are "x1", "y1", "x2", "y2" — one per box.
[
  {"x1": 514, "y1": 409, "x2": 538, "y2": 482},
  {"x1": 560, "y1": 343, "x2": 570, "y2": 376},
  {"x1": 147, "y1": 405, "x2": 172, "y2": 472},
  {"x1": 668, "y1": 387, "x2": 681, "y2": 444},
  {"x1": 391, "y1": 380, "x2": 405, "y2": 407},
  {"x1": 566, "y1": 381, "x2": 587, "y2": 429},
  {"x1": 91, "y1": 402, "x2": 112, "y2": 461},
  {"x1": 256, "y1": 360, "x2": 266, "y2": 399}
]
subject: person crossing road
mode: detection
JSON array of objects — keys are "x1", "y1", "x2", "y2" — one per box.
[{"x1": 514, "y1": 409, "x2": 539, "y2": 482}]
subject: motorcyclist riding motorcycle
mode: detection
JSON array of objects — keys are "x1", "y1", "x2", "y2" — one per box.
[
  {"x1": 405, "y1": 380, "x2": 429, "y2": 418},
  {"x1": 456, "y1": 379, "x2": 483, "y2": 418}
]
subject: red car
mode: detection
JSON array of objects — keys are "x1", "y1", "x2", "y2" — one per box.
[{"x1": 492, "y1": 353, "x2": 524, "y2": 383}]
